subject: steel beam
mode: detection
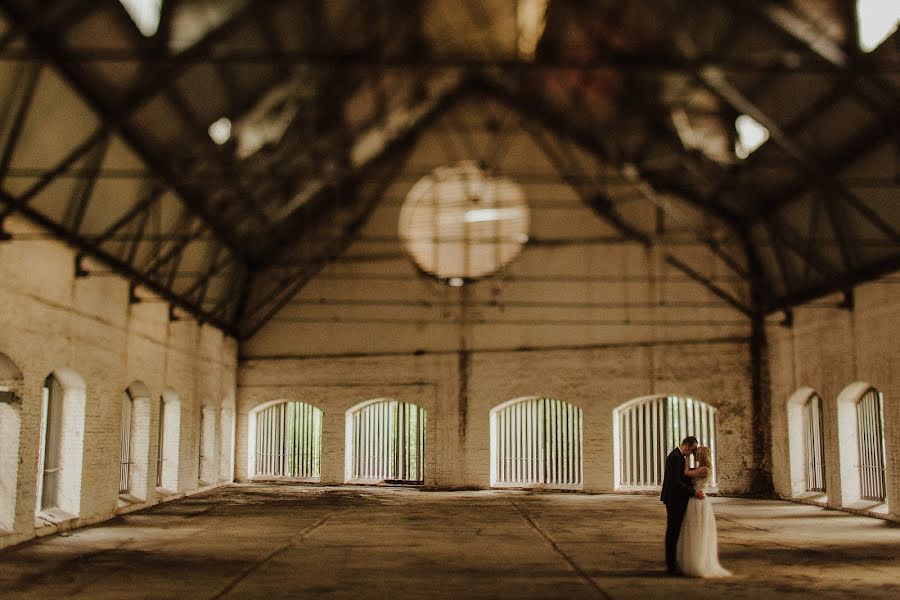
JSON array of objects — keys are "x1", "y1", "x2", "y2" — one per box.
[
  {"x1": 664, "y1": 254, "x2": 753, "y2": 317},
  {"x1": 0, "y1": 1, "x2": 267, "y2": 260},
  {"x1": 0, "y1": 62, "x2": 41, "y2": 187},
  {"x1": 521, "y1": 121, "x2": 651, "y2": 247},
  {"x1": 2, "y1": 46, "x2": 898, "y2": 74},
  {"x1": 0, "y1": 187, "x2": 234, "y2": 332}
]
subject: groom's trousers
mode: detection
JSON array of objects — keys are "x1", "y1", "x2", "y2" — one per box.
[{"x1": 665, "y1": 498, "x2": 689, "y2": 571}]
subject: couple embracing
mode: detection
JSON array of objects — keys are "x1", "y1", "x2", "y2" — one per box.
[{"x1": 660, "y1": 436, "x2": 731, "y2": 578}]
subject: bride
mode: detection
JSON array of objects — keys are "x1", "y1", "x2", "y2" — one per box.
[{"x1": 676, "y1": 446, "x2": 732, "y2": 577}]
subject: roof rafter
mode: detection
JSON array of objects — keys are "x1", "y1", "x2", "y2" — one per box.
[{"x1": 520, "y1": 119, "x2": 651, "y2": 247}]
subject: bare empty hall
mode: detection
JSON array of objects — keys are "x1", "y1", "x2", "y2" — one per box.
[
  {"x1": 0, "y1": 1, "x2": 898, "y2": 598},
  {"x1": 2, "y1": 485, "x2": 900, "y2": 599}
]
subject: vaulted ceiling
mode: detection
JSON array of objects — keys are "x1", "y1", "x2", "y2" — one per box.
[{"x1": 1, "y1": 0, "x2": 897, "y2": 339}]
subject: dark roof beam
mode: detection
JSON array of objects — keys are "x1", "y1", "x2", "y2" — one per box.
[
  {"x1": 520, "y1": 120, "x2": 651, "y2": 247},
  {"x1": 66, "y1": 136, "x2": 109, "y2": 234},
  {"x1": 822, "y1": 195, "x2": 856, "y2": 270},
  {"x1": 0, "y1": 62, "x2": 41, "y2": 187},
  {"x1": 472, "y1": 76, "x2": 744, "y2": 229},
  {"x1": 252, "y1": 74, "x2": 474, "y2": 266},
  {"x1": 665, "y1": 254, "x2": 753, "y2": 318},
  {"x1": 239, "y1": 158, "x2": 408, "y2": 339},
  {"x1": 747, "y1": 119, "x2": 900, "y2": 243},
  {"x1": 772, "y1": 254, "x2": 900, "y2": 311},
  {"x1": 0, "y1": 127, "x2": 109, "y2": 223},
  {"x1": 89, "y1": 184, "x2": 165, "y2": 248},
  {"x1": 234, "y1": 80, "x2": 475, "y2": 335},
  {"x1": 4, "y1": 48, "x2": 898, "y2": 75},
  {"x1": 699, "y1": 67, "x2": 897, "y2": 246},
  {"x1": 0, "y1": 0, "x2": 93, "y2": 53},
  {"x1": 162, "y1": 87, "x2": 271, "y2": 228},
  {"x1": 0, "y1": 187, "x2": 233, "y2": 332},
  {"x1": 738, "y1": 0, "x2": 900, "y2": 118}
]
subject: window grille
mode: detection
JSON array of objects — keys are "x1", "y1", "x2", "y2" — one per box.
[
  {"x1": 198, "y1": 410, "x2": 205, "y2": 482},
  {"x1": 490, "y1": 397, "x2": 583, "y2": 489},
  {"x1": 119, "y1": 392, "x2": 134, "y2": 494},
  {"x1": 38, "y1": 376, "x2": 64, "y2": 511},
  {"x1": 615, "y1": 395, "x2": 718, "y2": 489},
  {"x1": 254, "y1": 401, "x2": 322, "y2": 479},
  {"x1": 856, "y1": 388, "x2": 886, "y2": 502},
  {"x1": 398, "y1": 161, "x2": 529, "y2": 284},
  {"x1": 803, "y1": 393, "x2": 826, "y2": 493},
  {"x1": 156, "y1": 396, "x2": 165, "y2": 487},
  {"x1": 347, "y1": 400, "x2": 426, "y2": 483}
]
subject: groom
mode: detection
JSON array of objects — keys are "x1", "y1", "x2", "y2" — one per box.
[{"x1": 660, "y1": 436, "x2": 705, "y2": 574}]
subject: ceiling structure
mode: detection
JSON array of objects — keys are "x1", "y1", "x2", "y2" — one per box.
[{"x1": 0, "y1": 0, "x2": 897, "y2": 339}]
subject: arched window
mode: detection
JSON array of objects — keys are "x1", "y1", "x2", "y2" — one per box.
[
  {"x1": 156, "y1": 390, "x2": 181, "y2": 491},
  {"x1": 490, "y1": 397, "x2": 583, "y2": 489},
  {"x1": 36, "y1": 369, "x2": 86, "y2": 517},
  {"x1": 0, "y1": 352, "x2": 23, "y2": 531},
  {"x1": 614, "y1": 395, "x2": 718, "y2": 489},
  {"x1": 37, "y1": 376, "x2": 64, "y2": 511},
  {"x1": 837, "y1": 383, "x2": 888, "y2": 506},
  {"x1": 249, "y1": 401, "x2": 322, "y2": 479},
  {"x1": 121, "y1": 382, "x2": 151, "y2": 501},
  {"x1": 803, "y1": 393, "x2": 826, "y2": 493},
  {"x1": 346, "y1": 399, "x2": 426, "y2": 484},
  {"x1": 198, "y1": 406, "x2": 217, "y2": 484},
  {"x1": 219, "y1": 406, "x2": 235, "y2": 482},
  {"x1": 787, "y1": 388, "x2": 827, "y2": 497},
  {"x1": 856, "y1": 388, "x2": 886, "y2": 502},
  {"x1": 119, "y1": 392, "x2": 134, "y2": 494}
]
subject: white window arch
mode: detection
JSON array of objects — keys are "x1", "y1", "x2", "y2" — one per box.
[
  {"x1": 198, "y1": 405, "x2": 217, "y2": 484},
  {"x1": 345, "y1": 399, "x2": 426, "y2": 484},
  {"x1": 248, "y1": 400, "x2": 322, "y2": 479},
  {"x1": 0, "y1": 352, "x2": 23, "y2": 531},
  {"x1": 613, "y1": 395, "x2": 718, "y2": 490},
  {"x1": 121, "y1": 381, "x2": 151, "y2": 500},
  {"x1": 157, "y1": 389, "x2": 181, "y2": 491},
  {"x1": 786, "y1": 387, "x2": 827, "y2": 496},
  {"x1": 120, "y1": 392, "x2": 134, "y2": 494},
  {"x1": 490, "y1": 397, "x2": 583, "y2": 489},
  {"x1": 36, "y1": 368, "x2": 86, "y2": 517},
  {"x1": 837, "y1": 381, "x2": 887, "y2": 505},
  {"x1": 218, "y1": 405, "x2": 235, "y2": 482},
  {"x1": 856, "y1": 388, "x2": 886, "y2": 502},
  {"x1": 837, "y1": 382, "x2": 887, "y2": 505}
]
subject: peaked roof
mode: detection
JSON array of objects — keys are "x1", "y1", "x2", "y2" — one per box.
[{"x1": 1, "y1": 0, "x2": 897, "y2": 338}]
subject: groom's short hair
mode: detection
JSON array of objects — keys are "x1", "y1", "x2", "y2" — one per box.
[{"x1": 682, "y1": 436, "x2": 699, "y2": 447}]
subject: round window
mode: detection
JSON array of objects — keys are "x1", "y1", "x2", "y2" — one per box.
[{"x1": 398, "y1": 162, "x2": 529, "y2": 284}]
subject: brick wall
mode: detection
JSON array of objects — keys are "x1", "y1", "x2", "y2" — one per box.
[
  {"x1": 0, "y1": 214, "x2": 239, "y2": 550},
  {"x1": 238, "y1": 341, "x2": 755, "y2": 493},
  {"x1": 238, "y1": 103, "x2": 757, "y2": 494},
  {"x1": 768, "y1": 279, "x2": 900, "y2": 520}
]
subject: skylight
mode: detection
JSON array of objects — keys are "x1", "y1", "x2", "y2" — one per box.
[
  {"x1": 857, "y1": 0, "x2": 900, "y2": 53},
  {"x1": 517, "y1": 0, "x2": 549, "y2": 59},
  {"x1": 462, "y1": 207, "x2": 524, "y2": 223},
  {"x1": 734, "y1": 114, "x2": 769, "y2": 159},
  {"x1": 208, "y1": 117, "x2": 232, "y2": 145},
  {"x1": 118, "y1": 0, "x2": 162, "y2": 37}
]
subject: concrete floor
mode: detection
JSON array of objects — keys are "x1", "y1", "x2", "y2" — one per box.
[{"x1": 1, "y1": 485, "x2": 898, "y2": 599}]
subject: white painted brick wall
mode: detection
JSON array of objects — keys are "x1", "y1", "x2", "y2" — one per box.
[
  {"x1": 237, "y1": 107, "x2": 757, "y2": 495},
  {"x1": 237, "y1": 340, "x2": 755, "y2": 493},
  {"x1": 768, "y1": 279, "x2": 900, "y2": 520},
  {"x1": 0, "y1": 215, "x2": 239, "y2": 550}
]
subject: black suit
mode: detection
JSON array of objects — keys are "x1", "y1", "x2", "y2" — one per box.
[{"x1": 660, "y1": 447, "x2": 694, "y2": 572}]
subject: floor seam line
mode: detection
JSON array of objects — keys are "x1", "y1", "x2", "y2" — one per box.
[
  {"x1": 208, "y1": 506, "x2": 352, "y2": 600},
  {"x1": 510, "y1": 501, "x2": 615, "y2": 600}
]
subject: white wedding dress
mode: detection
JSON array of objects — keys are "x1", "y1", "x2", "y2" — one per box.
[{"x1": 676, "y1": 475, "x2": 732, "y2": 577}]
